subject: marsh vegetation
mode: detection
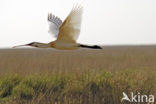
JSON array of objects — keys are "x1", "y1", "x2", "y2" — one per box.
[{"x1": 0, "y1": 46, "x2": 156, "y2": 104}]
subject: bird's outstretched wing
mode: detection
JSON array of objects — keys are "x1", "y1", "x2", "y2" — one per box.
[
  {"x1": 57, "y1": 5, "x2": 83, "y2": 43},
  {"x1": 48, "y1": 13, "x2": 63, "y2": 38}
]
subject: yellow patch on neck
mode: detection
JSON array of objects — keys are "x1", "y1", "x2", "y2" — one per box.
[{"x1": 50, "y1": 42, "x2": 55, "y2": 48}]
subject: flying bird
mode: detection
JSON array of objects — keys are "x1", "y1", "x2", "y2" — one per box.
[{"x1": 13, "y1": 5, "x2": 102, "y2": 50}]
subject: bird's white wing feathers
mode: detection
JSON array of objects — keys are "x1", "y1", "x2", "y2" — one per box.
[
  {"x1": 48, "y1": 13, "x2": 63, "y2": 38},
  {"x1": 57, "y1": 5, "x2": 83, "y2": 43}
]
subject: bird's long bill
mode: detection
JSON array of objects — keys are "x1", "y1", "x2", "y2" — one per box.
[{"x1": 12, "y1": 44, "x2": 29, "y2": 48}]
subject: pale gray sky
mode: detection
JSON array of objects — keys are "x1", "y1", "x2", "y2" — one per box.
[{"x1": 0, "y1": 0, "x2": 156, "y2": 47}]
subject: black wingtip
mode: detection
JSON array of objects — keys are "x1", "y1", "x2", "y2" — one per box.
[
  {"x1": 93, "y1": 45, "x2": 103, "y2": 49},
  {"x1": 80, "y1": 44, "x2": 102, "y2": 49}
]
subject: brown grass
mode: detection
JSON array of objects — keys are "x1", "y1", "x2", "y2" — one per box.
[{"x1": 0, "y1": 45, "x2": 156, "y2": 104}]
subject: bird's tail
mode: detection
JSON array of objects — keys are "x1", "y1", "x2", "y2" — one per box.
[{"x1": 79, "y1": 44, "x2": 102, "y2": 49}]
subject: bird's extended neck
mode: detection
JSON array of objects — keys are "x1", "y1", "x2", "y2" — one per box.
[{"x1": 35, "y1": 42, "x2": 51, "y2": 48}]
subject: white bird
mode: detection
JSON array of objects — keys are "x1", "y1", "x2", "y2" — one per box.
[{"x1": 13, "y1": 5, "x2": 102, "y2": 50}]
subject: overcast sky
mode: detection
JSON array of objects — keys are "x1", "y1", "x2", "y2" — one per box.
[{"x1": 0, "y1": 0, "x2": 156, "y2": 47}]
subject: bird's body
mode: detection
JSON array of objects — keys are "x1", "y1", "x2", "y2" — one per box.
[
  {"x1": 50, "y1": 40, "x2": 79, "y2": 50},
  {"x1": 13, "y1": 5, "x2": 102, "y2": 50}
]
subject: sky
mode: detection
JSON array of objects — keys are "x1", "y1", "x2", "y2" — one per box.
[{"x1": 0, "y1": 0, "x2": 156, "y2": 48}]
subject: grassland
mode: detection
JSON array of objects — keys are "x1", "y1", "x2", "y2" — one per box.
[{"x1": 0, "y1": 46, "x2": 156, "y2": 104}]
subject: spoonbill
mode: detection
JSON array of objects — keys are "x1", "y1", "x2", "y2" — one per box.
[{"x1": 13, "y1": 5, "x2": 102, "y2": 50}]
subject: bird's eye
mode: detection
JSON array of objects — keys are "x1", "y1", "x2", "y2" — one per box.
[{"x1": 27, "y1": 42, "x2": 34, "y2": 45}]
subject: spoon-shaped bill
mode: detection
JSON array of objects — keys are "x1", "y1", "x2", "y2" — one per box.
[{"x1": 12, "y1": 44, "x2": 29, "y2": 48}]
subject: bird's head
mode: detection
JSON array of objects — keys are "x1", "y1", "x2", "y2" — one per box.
[
  {"x1": 26, "y1": 42, "x2": 39, "y2": 47},
  {"x1": 13, "y1": 42, "x2": 39, "y2": 48},
  {"x1": 13, "y1": 42, "x2": 50, "y2": 48}
]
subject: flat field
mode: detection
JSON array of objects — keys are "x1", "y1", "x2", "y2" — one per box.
[{"x1": 0, "y1": 46, "x2": 156, "y2": 104}]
